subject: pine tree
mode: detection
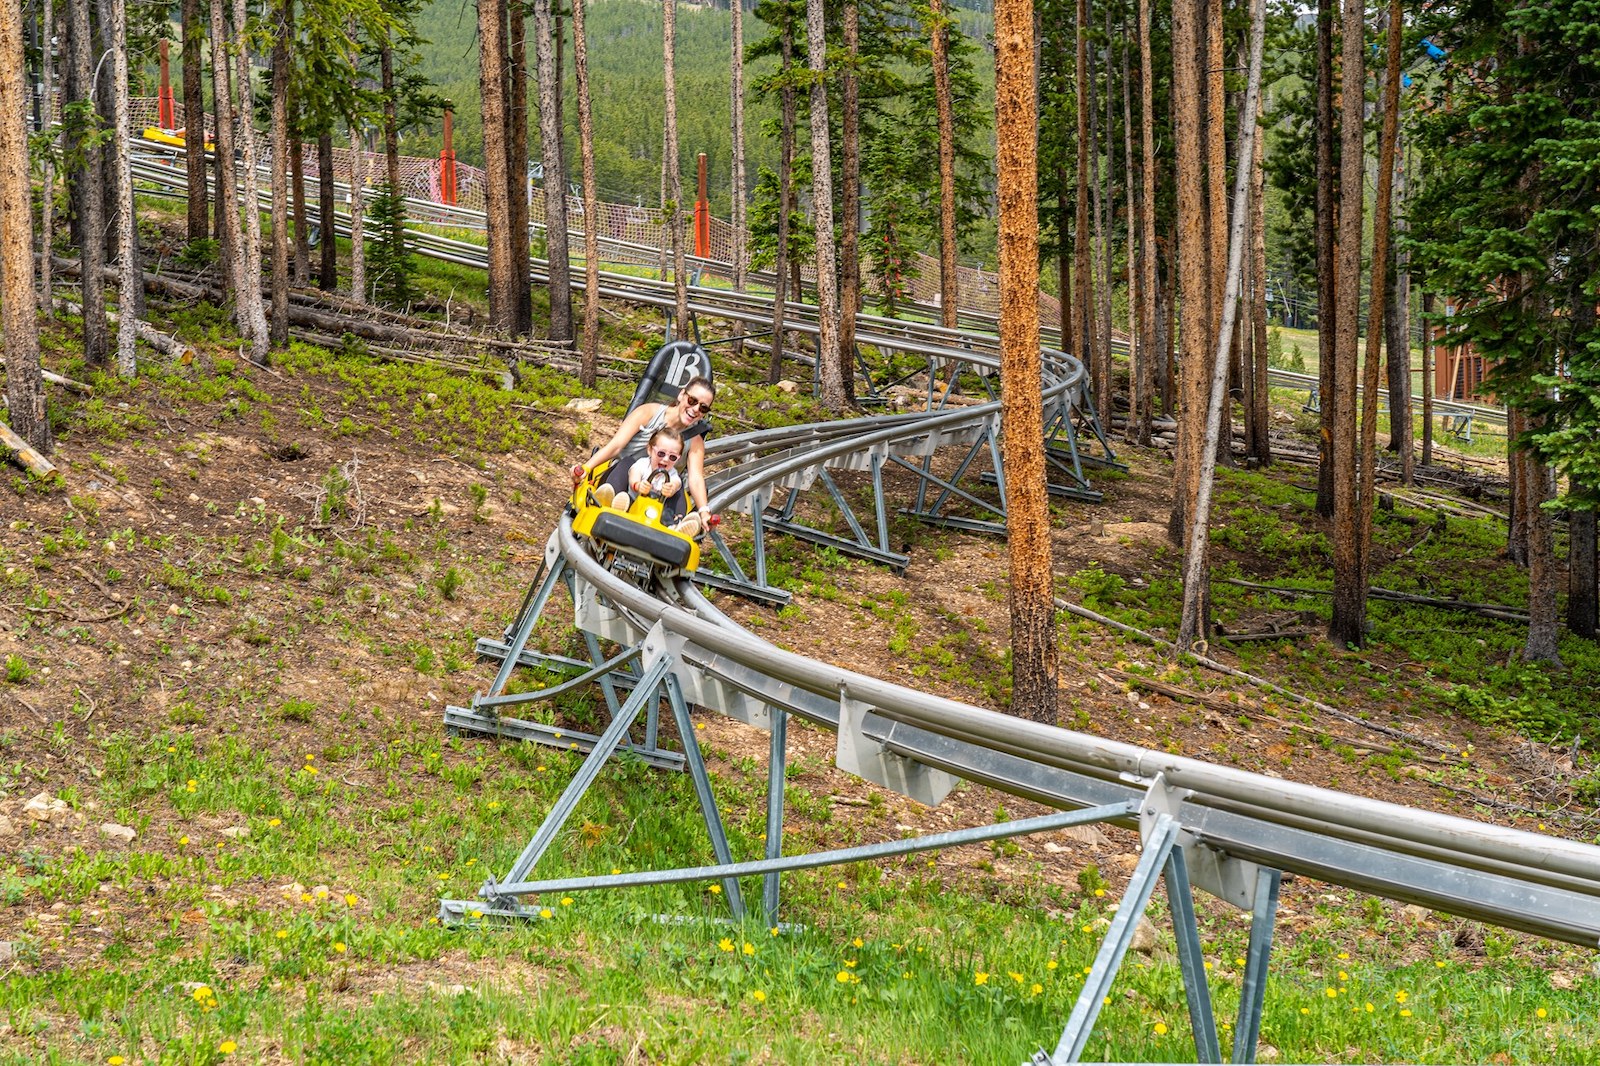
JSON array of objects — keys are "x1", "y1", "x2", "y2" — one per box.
[{"x1": 1, "y1": 0, "x2": 50, "y2": 452}]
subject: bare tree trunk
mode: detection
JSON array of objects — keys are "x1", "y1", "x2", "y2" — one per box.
[
  {"x1": 729, "y1": 0, "x2": 748, "y2": 357},
  {"x1": 1176, "y1": 0, "x2": 1265, "y2": 651},
  {"x1": 1249, "y1": 99, "x2": 1270, "y2": 465},
  {"x1": 1122, "y1": 23, "x2": 1144, "y2": 445},
  {"x1": 1204, "y1": 0, "x2": 1227, "y2": 466},
  {"x1": 930, "y1": 0, "x2": 959, "y2": 330},
  {"x1": 1388, "y1": 147, "x2": 1414, "y2": 483},
  {"x1": 270, "y1": 0, "x2": 291, "y2": 349},
  {"x1": 1570, "y1": 482, "x2": 1598, "y2": 640},
  {"x1": 479, "y1": 0, "x2": 515, "y2": 330},
  {"x1": 289, "y1": 88, "x2": 310, "y2": 287},
  {"x1": 1327, "y1": 0, "x2": 1367, "y2": 647},
  {"x1": 1522, "y1": 423, "x2": 1562, "y2": 664},
  {"x1": 1074, "y1": 0, "x2": 1094, "y2": 398},
  {"x1": 233, "y1": 0, "x2": 269, "y2": 364},
  {"x1": 109, "y1": 0, "x2": 137, "y2": 376},
  {"x1": 1421, "y1": 290, "x2": 1433, "y2": 464},
  {"x1": 1090, "y1": 20, "x2": 1112, "y2": 431},
  {"x1": 996, "y1": 0, "x2": 1056, "y2": 720},
  {"x1": 318, "y1": 129, "x2": 336, "y2": 290},
  {"x1": 181, "y1": 0, "x2": 207, "y2": 243},
  {"x1": 508, "y1": 0, "x2": 532, "y2": 335},
  {"x1": 767, "y1": 17, "x2": 794, "y2": 384},
  {"x1": 207, "y1": 0, "x2": 238, "y2": 304},
  {"x1": 806, "y1": 0, "x2": 844, "y2": 409},
  {"x1": 38, "y1": 0, "x2": 55, "y2": 312},
  {"x1": 1, "y1": 0, "x2": 50, "y2": 452},
  {"x1": 1314, "y1": 0, "x2": 1338, "y2": 518},
  {"x1": 1138, "y1": 0, "x2": 1156, "y2": 438},
  {"x1": 535, "y1": 0, "x2": 572, "y2": 342},
  {"x1": 1168, "y1": 0, "x2": 1204, "y2": 548},
  {"x1": 1507, "y1": 408, "x2": 1528, "y2": 565},
  {"x1": 1056, "y1": 162, "x2": 1073, "y2": 356},
  {"x1": 379, "y1": 34, "x2": 399, "y2": 193},
  {"x1": 663, "y1": 0, "x2": 689, "y2": 338},
  {"x1": 838, "y1": 0, "x2": 860, "y2": 404},
  {"x1": 573, "y1": 0, "x2": 600, "y2": 386},
  {"x1": 67, "y1": 0, "x2": 108, "y2": 366},
  {"x1": 349, "y1": 124, "x2": 367, "y2": 303}
]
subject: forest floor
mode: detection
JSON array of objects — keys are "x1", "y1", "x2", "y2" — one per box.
[{"x1": 2, "y1": 247, "x2": 1599, "y2": 1062}]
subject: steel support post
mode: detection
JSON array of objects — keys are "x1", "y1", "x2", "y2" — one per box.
[
  {"x1": 486, "y1": 555, "x2": 568, "y2": 699},
  {"x1": 665, "y1": 674, "x2": 747, "y2": 920},
  {"x1": 486, "y1": 656, "x2": 674, "y2": 899},
  {"x1": 1165, "y1": 845, "x2": 1223, "y2": 1064},
  {"x1": 921, "y1": 434, "x2": 990, "y2": 519},
  {"x1": 986, "y1": 421, "x2": 1009, "y2": 514},
  {"x1": 1048, "y1": 814, "x2": 1182, "y2": 1065},
  {"x1": 870, "y1": 452, "x2": 890, "y2": 554},
  {"x1": 1231, "y1": 866, "x2": 1283, "y2": 1065},
  {"x1": 763, "y1": 708, "x2": 789, "y2": 927},
  {"x1": 580, "y1": 627, "x2": 625, "y2": 719}
]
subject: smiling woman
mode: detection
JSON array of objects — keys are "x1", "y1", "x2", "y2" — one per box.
[{"x1": 572, "y1": 374, "x2": 718, "y2": 530}]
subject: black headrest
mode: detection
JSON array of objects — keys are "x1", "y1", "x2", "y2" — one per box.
[{"x1": 628, "y1": 340, "x2": 713, "y2": 413}]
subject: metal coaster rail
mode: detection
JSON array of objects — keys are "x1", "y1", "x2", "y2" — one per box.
[{"x1": 129, "y1": 139, "x2": 1590, "y2": 1064}]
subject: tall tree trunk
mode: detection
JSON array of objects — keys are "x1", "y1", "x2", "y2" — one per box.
[
  {"x1": 1420, "y1": 290, "x2": 1433, "y2": 464},
  {"x1": 1, "y1": 0, "x2": 50, "y2": 452},
  {"x1": 38, "y1": 0, "x2": 54, "y2": 312},
  {"x1": 1522, "y1": 419, "x2": 1561, "y2": 663},
  {"x1": 1176, "y1": 0, "x2": 1266, "y2": 651},
  {"x1": 1122, "y1": 23, "x2": 1144, "y2": 446},
  {"x1": 68, "y1": 0, "x2": 107, "y2": 366},
  {"x1": 109, "y1": 0, "x2": 137, "y2": 376},
  {"x1": 838, "y1": 0, "x2": 860, "y2": 403},
  {"x1": 1570, "y1": 482, "x2": 1598, "y2": 640},
  {"x1": 663, "y1": 0, "x2": 688, "y2": 338},
  {"x1": 508, "y1": 0, "x2": 532, "y2": 335},
  {"x1": 348, "y1": 123, "x2": 367, "y2": 303},
  {"x1": 479, "y1": 0, "x2": 516, "y2": 331},
  {"x1": 767, "y1": 17, "x2": 794, "y2": 383},
  {"x1": 94, "y1": 0, "x2": 117, "y2": 265},
  {"x1": 930, "y1": 0, "x2": 959, "y2": 331},
  {"x1": 1388, "y1": 144, "x2": 1413, "y2": 483},
  {"x1": 1073, "y1": 0, "x2": 1094, "y2": 395},
  {"x1": 1167, "y1": 0, "x2": 1204, "y2": 547},
  {"x1": 1090, "y1": 21, "x2": 1112, "y2": 431},
  {"x1": 1507, "y1": 408, "x2": 1528, "y2": 565},
  {"x1": 996, "y1": 0, "x2": 1056, "y2": 720},
  {"x1": 1314, "y1": 0, "x2": 1338, "y2": 518},
  {"x1": 573, "y1": 0, "x2": 600, "y2": 386},
  {"x1": 288, "y1": 17, "x2": 310, "y2": 290},
  {"x1": 729, "y1": 0, "x2": 748, "y2": 357},
  {"x1": 207, "y1": 0, "x2": 238, "y2": 304},
  {"x1": 270, "y1": 0, "x2": 291, "y2": 349},
  {"x1": 1056, "y1": 161, "x2": 1073, "y2": 357},
  {"x1": 806, "y1": 0, "x2": 844, "y2": 409},
  {"x1": 1204, "y1": 0, "x2": 1227, "y2": 465},
  {"x1": 181, "y1": 0, "x2": 207, "y2": 243},
  {"x1": 380, "y1": 34, "x2": 399, "y2": 193},
  {"x1": 1138, "y1": 0, "x2": 1156, "y2": 438},
  {"x1": 318, "y1": 129, "x2": 336, "y2": 290},
  {"x1": 535, "y1": 0, "x2": 573, "y2": 341},
  {"x1": 233, "y1": 0, "x2": 269, "y2": 364},
  {"x1": 1249, "y1": 97, "x2": 1271, "y2": 464},
  {"x1": 1328, "y1": 0, "x2": 1368, "y2": 647}
]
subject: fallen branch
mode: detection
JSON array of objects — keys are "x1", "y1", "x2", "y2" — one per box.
[
  {"x1": 24, "y1": 600, "x2": 132, "y2": 624},
  {"x1": 1, "y1": 359, "x2": 94, "y2": 395},
  {"x1": 55, "y1": 299, "x2": 196, "y2": 362},
  {"x1": 1215, "y1": 627, "x2": 1321, "y2": 643},
  {"x1": 0, "y1": 420, "x2": 57, "y2": 477},
  {"x1": 1220, "y1": 577, "x2": 1528, "y2": 623},
  {"x1": 1055, "y1": 595, "x2": 1456, "y2": 753}
]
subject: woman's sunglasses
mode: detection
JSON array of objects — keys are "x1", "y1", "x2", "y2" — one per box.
[
  {"x1": 683, "y1": 395, "x2": 713, "y2": 414},
  {"x1": 653, "y1": 448, "x2": 681, "y2": 463}
]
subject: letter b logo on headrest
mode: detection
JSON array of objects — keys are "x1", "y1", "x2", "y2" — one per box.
[{"x1": 628, "y1": 340, "x2": 713, "y2": 413}]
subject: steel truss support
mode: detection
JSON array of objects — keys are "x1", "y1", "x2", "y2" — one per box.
[{"x1": 1036, "y1": 777, "x2": 1284, "y2": 1066}]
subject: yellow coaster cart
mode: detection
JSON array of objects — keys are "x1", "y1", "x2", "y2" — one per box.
[{"x1": 570, "y1": 461, "x2": 701, "y2": 578}]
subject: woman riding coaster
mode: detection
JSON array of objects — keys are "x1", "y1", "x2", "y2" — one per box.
[{"x1": 571, "y1": 375, "x2": 719, "y2": 538}]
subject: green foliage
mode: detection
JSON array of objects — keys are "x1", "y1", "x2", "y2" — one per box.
[
  {"x1": 4, "y1": 654, "x2": 33, "y2": 684},
  {"x1": 365, "y1": 184, "x2": 416, "y2": 309}
]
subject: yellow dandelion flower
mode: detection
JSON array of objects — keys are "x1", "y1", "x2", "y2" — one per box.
[
  {"x1": 1082, "y1": 966, "x2": 1092, "y2": 975},
  {"x1": 487, "y1": 801, "x2": 500, "y2": 810},
  {"x1": 539, "y1": 908, "x2": 553, "y2": 919},
  {"x1": 304, "y1": 765, "x2": 318, "y2": 775},
  {"x1": 1094, "y1": 888, "x2": 1105, "y2": 897},
  {"x1": 1009, "y1": 971, "x2": 1024, "y2": 984},
  {"x1": 837, "y1": 880, "x2": 848, "y2": 889},
  {"x1": 718, "y1": 938, "x2": 735, "y2": 953},
  {"x1": 852, "y1": 937, "x2": 864, "y2": 948},
  {"x1": 1435, "y1": 960, "x2": 1446, "y2": 968},
  {"x1": 333, "y1": 942, "x2": 347, "y2": 954},
  {"x1": 742, "y1": 942, "x2": 755, "y2": 956},
  {"x1": 1046, "y1": 960, "x2": 1058, "y2": 971},
  {"x1": 268, "y1": 818, "x2": 281, "y2": 827},
  {"x1": 1337, "y1": 952, "x2": 1350, "y2": 960},
  {"x1": 536, "y1": 766, "x2": 546, "y2": 773},
  {"x1": 1537, "y1": 1008, "x2": 1549, "y2": 1019},
  {"x1": 1396, "y1": 990, "x2": 1408, "y2": 1003},
  {"x1": 469, "y1": 910, "x2": 483, "y2": 920},
  {"x1": 109, "y1": 1058, "x2": 126, "y2": 1066},
  {"x1": 1338, "y1": 970, "x2": 1349, "y2": 982},
  {"x1": 275, "y1": 930, "x2": 288, "y2": 939},
  {"x1": 314, "y1": 887, "x2": 329, "y2": 898},
  {"x1": 1325, "y1": 988, "x2": 1338, "y2": 999},
  {"x1": 612, "y1": 868, "x2": 622, "y2": 875},
  {"x1": 1080, "y1": 924, "x2": 1093, "y2": 934},
  {"x1": 974, "y1": 972, "x2": 989, "y2": 986},
  {"x1": 1235, "y1": 957, "x2": 1246, "y2": 967},
  {"x1": 1154, "y1": 1022, "x2": 1168, "y2": 1036},
  {"x1": 836, "y1": 971, "x2": 852, "y2": 984},
  {"x1": 1400, "y1": 1008, "x2": 1412, "y2": 1017},
  {"x1": 902, "y1": 972, "x2": 912, "y2": 980},
  {"x1": 770, "y1": 927, "x2": 781, "y2": 936},
  {"x1": 559, "y1": 897, "x2": 573, "y2": 907},
  {"x1": 1031, "y1": 983, "x2": 1043, "y2": 995},
  {"x1": 218, "y1": 1040, "x2": 237, "y2": 1055},
  {"x1": 695, "y1": 723, "x2": 705, "y2": 730},
  {"x1": 345, "y1": 893, "x2": 358, "y2": 907},
  {"x1": 1203, "y1": 961, "x2": 1213, "y2": 971},
  {"x1": 300, "y1": 893, "x2": 313, "y2": 903},
  {"x1": 751, "y1": 990, "x2": 767, "y2": 1003},
  {"x1": 845, "y1": 960, "x2": 857, "y2": 968},
  {"x1": 708, "y1": 884, "x2": 722, "y2": 895},
  {"x1": 1365, "y1": 1002, "x2": 1374, "y2": 1013},
  {"x1": 1300, "y1": 1007, "x2": 1310, "y2": 1016},
  {"x1": 179, "y1": 836, "x2": 190, "y2": 846},
  {"x1": 187, "y1": 778, "x2": 198, "y2": 787},
  {"x1": 166, "y1": 745, "x2": 176, "y2": 752}
]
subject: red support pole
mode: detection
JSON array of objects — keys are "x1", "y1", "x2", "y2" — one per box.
[
  {"x1": 439, "y1": 109, "x2": 457, "y2": 205},
  {"x1": 157, "y1": 39, "x2": 177, "y2": 130},
  {"x1": 694, "y1": 151, "x2": 710, "y2": 259}
]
